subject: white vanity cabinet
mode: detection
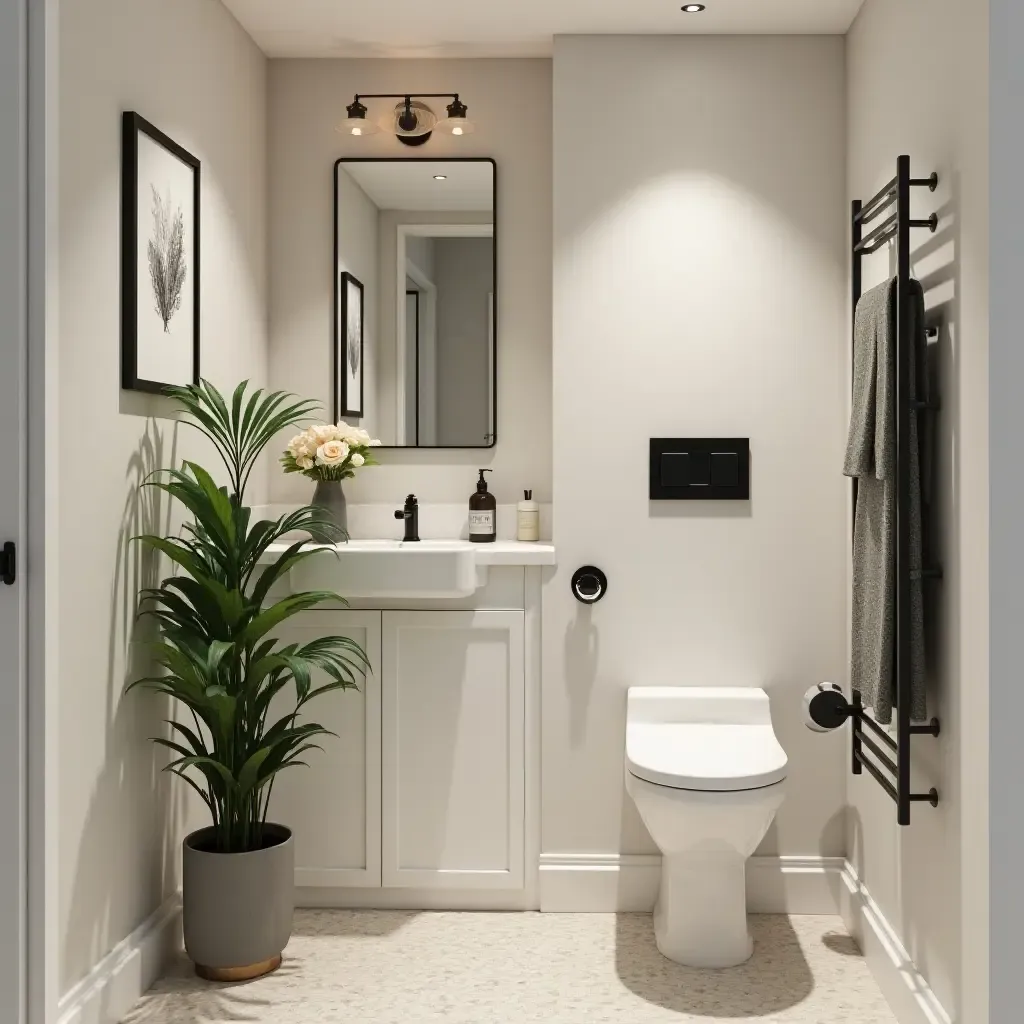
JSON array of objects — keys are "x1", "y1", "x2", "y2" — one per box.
[
  {"x1": 381, "y1": 610, "x2": 525, "y2": 890},
  {"x1": 266, "y1": 560, "x2": 545, "y2": 908}
]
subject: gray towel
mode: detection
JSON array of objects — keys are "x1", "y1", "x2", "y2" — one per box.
[{"x1": 843, "y1": 278, "x2": 928, "y2": 725}]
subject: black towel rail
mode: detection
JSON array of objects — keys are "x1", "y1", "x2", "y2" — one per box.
[{"x1": 850, "y1": 155, "x2": 942, "y2": 827}]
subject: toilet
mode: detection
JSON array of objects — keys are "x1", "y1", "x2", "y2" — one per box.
[{"x1": 624, "y1": 686, "x2": 788, "y2": 969}]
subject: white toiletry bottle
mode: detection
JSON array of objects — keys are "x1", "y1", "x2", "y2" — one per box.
[{"x1": 517, "y1": 490, "x2": 540, "y2": 542}]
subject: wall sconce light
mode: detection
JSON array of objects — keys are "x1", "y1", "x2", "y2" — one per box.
[{"x1": 337, "y1": 94, "x2": 474, "y2": 146}]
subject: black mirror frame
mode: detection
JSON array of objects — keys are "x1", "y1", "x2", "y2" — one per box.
[{"x1": 333, "y1": 156, "x2": 498, "y2": 449}]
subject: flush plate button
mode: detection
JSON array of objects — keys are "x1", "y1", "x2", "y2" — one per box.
[
  {"x1": 650, "y1": 438, "x2": 749, "y2": 500},
  {"x1": 710, "y1": 452, "x2": 739, "y2": 488}
]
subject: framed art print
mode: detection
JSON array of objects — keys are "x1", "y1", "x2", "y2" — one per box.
[
  {"x1": 336, "y1": 271, "x2": 365, "y2": 418},
  {"x1": 121, "y1": 111, "x2": 200, "y2": 393}
]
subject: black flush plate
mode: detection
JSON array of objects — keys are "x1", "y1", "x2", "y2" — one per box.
[{"x1": 649, "y1": 438, "x2": 750, "y2": 500}]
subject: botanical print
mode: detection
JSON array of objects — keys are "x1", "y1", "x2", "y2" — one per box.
[
  {"x1": 347, "y1": 282, "x2": 361, "y2": 378},
  {"x1": 147, "y1": 185, "x2": 187, "y2": 333}
]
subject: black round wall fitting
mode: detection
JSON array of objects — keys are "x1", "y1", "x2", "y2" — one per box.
[{"x1": 571, "y1": 566, "x2": 608, "y2": 604}]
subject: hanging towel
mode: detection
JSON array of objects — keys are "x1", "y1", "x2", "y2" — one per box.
[{"x1": 844, "y1": 278, "x2": 928, "y2": 725}]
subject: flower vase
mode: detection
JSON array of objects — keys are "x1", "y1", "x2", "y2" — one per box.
[{"x1": 310, "y1": 479, "x2": 348, "y2": 542}]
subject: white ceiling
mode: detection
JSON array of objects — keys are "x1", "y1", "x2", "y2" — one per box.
[
  {"x1": 222, "y1": 0, "x2": 867, "y2": 58},
  {"x1": 341, "y1": 161, "x2": 495, "y2": 212}
]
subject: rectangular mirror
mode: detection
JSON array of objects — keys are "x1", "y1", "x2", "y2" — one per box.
[{"x1": 334, "y1": 158, "x2": 496, "y2": 448}]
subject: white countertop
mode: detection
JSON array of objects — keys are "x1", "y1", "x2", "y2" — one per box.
[{"x1": 265, "y1": 537, "x2": 556, "y2": 567}]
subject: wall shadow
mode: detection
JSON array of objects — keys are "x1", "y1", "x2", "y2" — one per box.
[
  {"x1": 564, "y1": 605, "x2": 600, "y2": 748},
  {"x1": 61, "y1": 419, "x2": 184, "y2": 1009}
]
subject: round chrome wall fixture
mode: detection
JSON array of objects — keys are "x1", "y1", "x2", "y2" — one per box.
[{"x1": 571, "y1": 566, "x2": 607, "y2": 604}]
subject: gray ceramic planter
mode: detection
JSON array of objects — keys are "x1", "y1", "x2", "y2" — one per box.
[{"x1": 182, "y1": 823, "x2": 294, "y2": 981}]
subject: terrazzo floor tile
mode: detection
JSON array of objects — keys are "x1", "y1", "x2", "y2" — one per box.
[{"x1": 122, "y1": 911, "x2": 897, "y2": 1023}]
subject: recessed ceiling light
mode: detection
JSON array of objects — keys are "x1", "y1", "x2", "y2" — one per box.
[
  {"x1": 433, "y1": 174, "x2": 447, "y2": 180},
  {"x1": 681, "y1": 3, "x2": 706, "y2": 10}
]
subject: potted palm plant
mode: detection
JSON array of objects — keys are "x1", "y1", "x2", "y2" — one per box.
[{"x1": 129, "y1": 380, "x2": 368, "y2": 981}]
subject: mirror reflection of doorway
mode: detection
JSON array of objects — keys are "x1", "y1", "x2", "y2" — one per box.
[{"x1": 405, "y1": 289, "x2": 420, "y2": 446}]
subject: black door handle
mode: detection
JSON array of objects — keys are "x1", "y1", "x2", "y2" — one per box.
[{"x1": 1, "y1": 542, "x2": 15, "y2": 586}]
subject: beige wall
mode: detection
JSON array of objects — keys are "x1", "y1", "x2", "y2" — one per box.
[
  {"x1": 58, "y1": 0, "x2": 267, "y2": 997},
  {"x1": 846, "y1": 1, "x2": 989, "y2": 1019},
  {"x1": 268, "y1": 59, "x2": 552, "y2": 507},
  {"x1": 548, "y1": 36, "x2": 849, "y2": 857}
]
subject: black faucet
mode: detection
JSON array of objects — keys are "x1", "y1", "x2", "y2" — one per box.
[{"x1": 394, "y1": 494, "x2": 420, "y2": 542}]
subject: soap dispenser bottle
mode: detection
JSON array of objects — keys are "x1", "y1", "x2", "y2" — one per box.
[{"x1": 469, "y1": 469, "x2": 496, "y2": 543}]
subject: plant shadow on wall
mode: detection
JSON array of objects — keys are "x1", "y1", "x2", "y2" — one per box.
[
  {"x1": 62, "y1": 418, "x2": 184, "y2": 1007},
  {"x1": 614, "y1": 913, "x2": 813, "y2": 1016}
]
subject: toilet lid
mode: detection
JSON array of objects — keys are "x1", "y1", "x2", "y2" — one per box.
[{"x1": 626, "y1": 723, "x2": 788, "y2": 792}]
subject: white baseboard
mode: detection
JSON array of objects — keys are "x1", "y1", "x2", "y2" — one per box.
[
  {"x1": 838, "y1": 863, "x2": 952, "y2": 1024},
  {"x1": 296, "y1": 886, "x2": 533, "y2": 911},
  {"x1": 57, "y1": 896, "x2": 181, "y2": 1024},
  {"x1": 538, "y1": 854, "x2": 845, "y2": 914}
]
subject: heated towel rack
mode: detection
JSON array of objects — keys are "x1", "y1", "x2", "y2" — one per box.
[{"x1": 850, "y1": 155, "x2": 942, "y2": 827}]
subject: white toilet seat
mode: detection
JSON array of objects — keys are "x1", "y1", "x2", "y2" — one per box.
[{"x1": 626, "y1": 722, "x2": 788, "y2": 792}]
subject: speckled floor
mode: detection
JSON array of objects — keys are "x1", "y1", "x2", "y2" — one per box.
[{"x1": 122, "y1": 911, "x2": 896, "y2": 1023}]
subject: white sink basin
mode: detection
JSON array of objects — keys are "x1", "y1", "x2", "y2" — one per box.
[{"x1": 288, "y1": 539, "x2": 482, "y2": 600}]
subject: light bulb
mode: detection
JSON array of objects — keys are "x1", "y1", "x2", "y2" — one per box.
[
  {"x1": 352, "y1": 127, "x2": 363, "y2": 136},
  {"x1": 452, "y1": 126, "x2": 464, "y2": 136}
]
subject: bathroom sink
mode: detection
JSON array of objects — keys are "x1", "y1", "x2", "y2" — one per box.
[{"x1": 287, "y1": 539, "x2": 482, "y2": 600}]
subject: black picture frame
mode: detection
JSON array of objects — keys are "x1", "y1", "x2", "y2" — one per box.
[
  {"x1": 333, "y1": 156, "x2": 497, "y2": 448},
  {"x1": 121, "y1": 111, "x2": 201, "y2": 393},
  {"x1": 335, "y1": 271, "x2": 365, "y2": 419}
]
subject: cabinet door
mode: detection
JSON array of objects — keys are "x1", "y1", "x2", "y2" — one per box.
[
  {"x1": 382, "y1": 611, "x2": 525, "y2": 890},
  {"x1": 267, "y1": 611, "x2": 382, "y2": 887}
]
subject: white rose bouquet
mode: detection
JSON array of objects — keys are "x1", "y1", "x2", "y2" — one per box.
[{"x1": 280, "y1": 421, "x2": 381, "y2": 481}]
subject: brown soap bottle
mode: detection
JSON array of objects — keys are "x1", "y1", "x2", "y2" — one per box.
[{"x1": 469, "y1": 469, "x2": 496, "y2": 543}]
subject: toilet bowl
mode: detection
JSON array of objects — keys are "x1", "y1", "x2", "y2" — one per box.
[{"x1": 624, "y1": 686, "x2": 788, "y2": 969}]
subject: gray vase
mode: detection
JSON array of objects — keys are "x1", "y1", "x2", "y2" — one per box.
[
  {"x1": 182, "y1": 824, "x2": 294, "y2": 981},
  {"x1": 310, "y1": 478, "x2": 348, "y2": 540}
]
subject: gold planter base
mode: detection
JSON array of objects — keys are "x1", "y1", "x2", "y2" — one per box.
[{"x1": 195, "y1": 955, "x2": 282, "y2": 983}]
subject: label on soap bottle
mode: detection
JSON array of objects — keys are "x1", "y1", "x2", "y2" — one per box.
[{"x1": 469, "y1": 511, "x2": 494, "y2": 535}]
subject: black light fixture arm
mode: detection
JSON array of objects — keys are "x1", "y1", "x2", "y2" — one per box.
[{"x1": 350, "y1": 92, "x2": 461, "y2": 102}]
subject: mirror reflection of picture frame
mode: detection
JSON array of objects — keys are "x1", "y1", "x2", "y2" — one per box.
[{"x1": 336, "y1": 271, "x2": 364, "y2": 419}]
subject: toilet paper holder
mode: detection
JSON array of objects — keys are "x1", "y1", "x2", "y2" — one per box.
[
  {"x1": 571, "y1": 566, "x2": 607, "y2": 604},
  {"x1": 803, "y1": 683, "x2": 940, "y2": 817}
]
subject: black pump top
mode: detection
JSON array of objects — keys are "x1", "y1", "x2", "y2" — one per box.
[{"x1": 477, "y1": 468, "x2": 493, "y2": 492}]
